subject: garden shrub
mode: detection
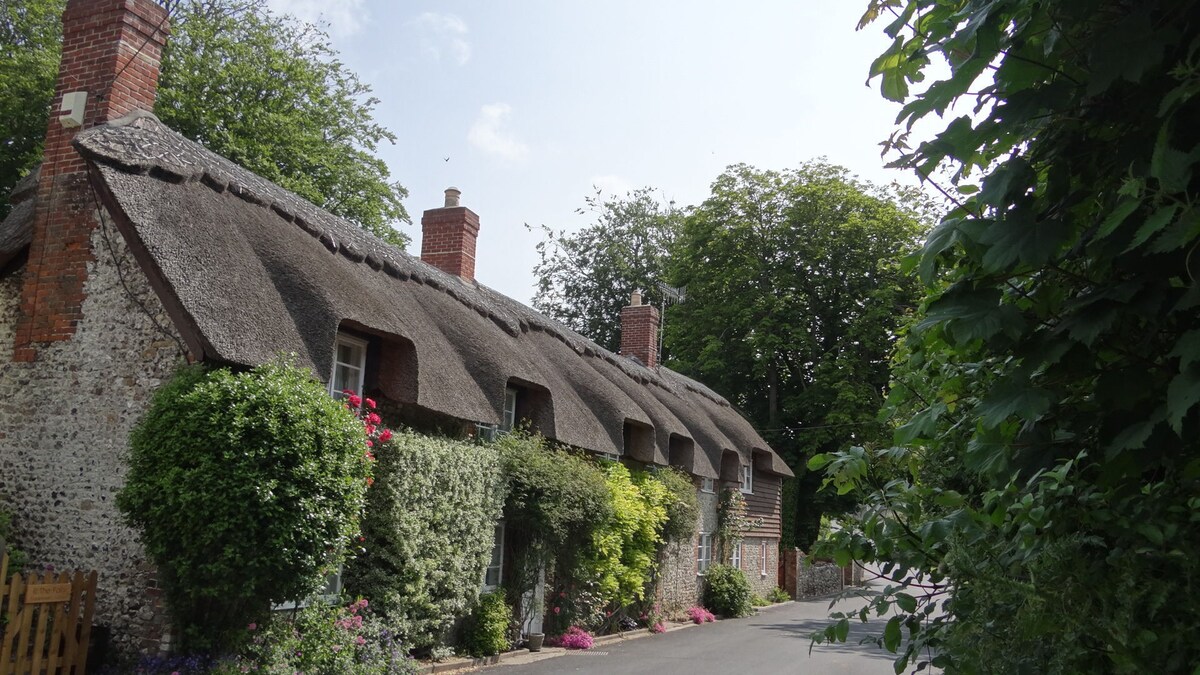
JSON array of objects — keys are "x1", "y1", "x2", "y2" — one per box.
[
  {"x1": 650, "y1": 467, "x2": 698, "y2": 545},
  {"x1": 553, "y1": 626, "x2": 594, "y2": 650},
  {"x1": 751, "y1": 593, "x2": 769, "y2": 607},
  {"x1": 344, "y1": 429, "x2": 505, "y2": 650},
  {"x1": 703, "y1": 564, "x2": 752, "y2": 618},
  {"x1": 686, "y1": 606, "x2": 715, "y2": 624},
  {"x1": 495, "y1": 433, "x2": 612, "y2": 629},
  {"x1": 576, "y1": 463, "x2": 671, "y2": 607},
  {"x1": 462, "y1": 591, "x2": 512, "y2": 657},
  {"x1": 117, "y1": 360, "x2": 373, "y2": 651},
  {"x1": 767, "y1": 587, "x2": 791, "y2": 604},
  {"x1": 222, "y1": 599, "x2": 415, "y2": 674}
]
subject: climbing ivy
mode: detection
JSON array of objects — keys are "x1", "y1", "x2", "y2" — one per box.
[{"x1": 812, "y1": 1, "x2": 1200, "y2": 673}]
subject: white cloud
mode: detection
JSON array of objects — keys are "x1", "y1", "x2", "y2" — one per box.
[
  {"x1": 591, "y1": 175, "x2": 634, "y2": 197},
  {"x1": 266, "y1": 0, "x2": 366, "y2": 38},
  {"x1": 468, "y1": 104, "x2": 529, "y2": 161},
  {"x1": 410, "y1": 12, "x2": 471, "y2": 65}
]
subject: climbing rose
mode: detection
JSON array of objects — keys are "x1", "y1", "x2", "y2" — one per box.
[{"x1": 365, "y1": 398, "x2": 376, "y2": 409}]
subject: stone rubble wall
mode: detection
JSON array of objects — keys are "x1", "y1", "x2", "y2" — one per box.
[
  {"x1": 657, "y1": 488, "x2": 718, "y2": 610},
  {"x1": 0, "y1": 215, "x2": 184, "y2": 655},
  {"x1": 739, "y1": 536, "x2": 780, "y2": 598}
]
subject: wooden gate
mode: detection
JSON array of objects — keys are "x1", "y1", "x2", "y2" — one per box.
[{"x1": 0, "y1": 543, "x2": 97, "y2": 675}]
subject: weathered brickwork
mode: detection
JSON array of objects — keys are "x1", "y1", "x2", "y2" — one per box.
[
  {"x1": 618, "y1": 303, "x2": 659, "y2": 368},
  {"x1": 0, "y1": 217, "x2": 184, "y2": 655},
  {"x1": 657, "y1": 488, "x2": 718, "y2": 610},
  {"x1": 420, "y1": 205, "x2": 480, "y2": 281},
  {"x1": 13, "y1": 0, "x2": 167, "y2": 360}
]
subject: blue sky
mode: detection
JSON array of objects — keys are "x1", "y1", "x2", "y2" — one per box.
[{"x1": 266, "y1": 1, "x2": 917, "y2": 303}]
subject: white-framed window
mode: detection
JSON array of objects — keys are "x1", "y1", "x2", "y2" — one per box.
[
  {"x1": 329, "y1": 334, "x2": 368, "y2": 398},
  {"x1": 740, "y1": 464, "x2": 753, "y2": 494},
  {"x1": 274, "y1": 564, "x2": 342, "y2": 611},
  {"x1": 502, "y1": 387, "x2": 518, "y2": 432},
  {"x1": 731, "y1": 540, "x2": 741, "y2": 570},
  {"x1": 483, "y1": 522, "x2": 505, "y2": 590},
  {"x1": 697, "y1": 533, "x2": 713, "y2": 575},
  {"x1": 701, "y1": 477, "x2": 715, "y2": 493},
  {"x1": 760, "y1": 540, "x2": 768, "y2": 576}
]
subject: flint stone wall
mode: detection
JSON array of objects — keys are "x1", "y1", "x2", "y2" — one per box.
[
  {"x1": 0, "y1": 215, "x2": 183, "y2": 655},
  {"x1": 658, "y1": 488, "x2": 718, "y2": 610}
]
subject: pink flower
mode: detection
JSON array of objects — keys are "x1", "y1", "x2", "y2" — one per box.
[
  {"x1": 553, "y1": 607, "x2": 561, "y2": 614},
  {"x1": 355, "y1": 636, "x2": 366, "y2": 646},
  {"x1": 365, "y1": 398, "x2": 376, "y2": 409},
  {"x1": 367, "y1": 412, "x2": 381, "y2": 425},
  {"x1": 366, "y1": 477, "x2": 374, "y2": 487},
  {"x1": 247, "y1": 623, "x2": 257, "y2": 631},
  {"x1": 379, "y1": 429, "x2": 393, "y2": 443},
  {"x1": 366, "y1": 440, "x2": 374, "y2": 448},
  {"x1": 348, "y1": 394, "x2": 362, "y2": 407}
]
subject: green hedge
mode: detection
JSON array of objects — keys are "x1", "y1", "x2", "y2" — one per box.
[
  {"x1": 344, "y1": 430, "x2": 505, "y2": 649},
  {"x1": 117, "y1": 361, "x2": 372, "y2": 651}
]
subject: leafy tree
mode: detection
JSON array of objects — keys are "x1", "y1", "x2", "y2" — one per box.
[
  {"x1": 532, "y1": 188, "x2": 681, "y2": 352},
  {"x1": 665, "y1": 162, "x2": 928, "y2": 549},
  {"x1": 812, "y1": 1, "x2": 1200, "y2": 673},
  {"x1": 0, "y1": 0, "x2": 410, "y2": 244},
  {"x1": 0, "y1": 0, "x2": 59, "y2": 221}
]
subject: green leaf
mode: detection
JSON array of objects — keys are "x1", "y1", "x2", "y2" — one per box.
[
  {"x1": 1125, "y1": 204, "x2": 1180, "y2": 252},
  {"x1": 883, "y1": 615, "x2": 902, "y2": 653},
  {"x1": 835, "y1": 617, "x2": 850, "y2": 642},
  {"x1": 1171, "y1": 330, "x2": 1200, "y2": 371},
  {"x1": 895, "y1": 592, "x2": 917, "y2": 612},
  {"x1": 1096, "y1": 199, "x2": 1141, "y2": 239},
  {"x1": 978, "y1": 379, "x2": 1052, "y2": 428},
  {"x1": 1167, "y1": 365, "x2": 1200, "y2": 433}
]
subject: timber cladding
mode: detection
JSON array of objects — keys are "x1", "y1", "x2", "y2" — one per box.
[
  {"x1": 1, "y1": 542, "x2": 97, "y2": 675},
  {"x1": 742, "y1": 472, "x2": 783, "y2": 539}
]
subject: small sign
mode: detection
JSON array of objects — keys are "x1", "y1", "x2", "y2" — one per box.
[{"x1": 26, "y1": 583, "x2": 72, "y2": 604}]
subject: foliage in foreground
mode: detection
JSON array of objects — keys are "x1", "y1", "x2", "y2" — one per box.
[
  {"x1": 813, "y1": 1, "x2": 1200, "y2": 673},
  {"x1": 701, "y1": 564, "x2": 752, "y2": 618},
  {"x1": 344, "y1": 429, "x2": 505, "y2": 650},
  {"x1": 0, "y1": 0, "x2": 409, "y2": 243},
  {"x1": 117, "y1": 361, "x2": 371, "y2": 651}
]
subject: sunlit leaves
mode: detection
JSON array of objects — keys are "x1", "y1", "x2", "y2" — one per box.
[{"x1": 819, "y1": 0, "x2": 1200, "y2": 671}]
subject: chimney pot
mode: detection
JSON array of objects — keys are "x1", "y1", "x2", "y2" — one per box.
[
  {"x1": 630, "y1": 290, "x2": 642, "y2": 306},
  {"x1": 444, "y1": 187, "x2": 461, "y2": 207}
]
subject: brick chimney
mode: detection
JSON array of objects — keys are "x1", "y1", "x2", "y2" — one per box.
[
  {"x1": 420, "y1": 187, "x2": 480, "y2": 281},
  {"x1": 13, "y1": 0, "x2": 169, "y2": 362},
  {"x1": 619, "y1": 290, "x2": 660, "y2": 368}
]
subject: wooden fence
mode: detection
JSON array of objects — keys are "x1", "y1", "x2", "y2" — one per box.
[{"x1": 0, "y1": 540, "x2": 96, "y2": 675}]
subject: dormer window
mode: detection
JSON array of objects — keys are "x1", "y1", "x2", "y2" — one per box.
[
  {"x1": 740, "y1": 464, "x2": 753, "y2": 494},
  {"x1": 502, "y1": 387, "x2": 518, "y2": 432},
  {"x1": 330, "y1": 334, "x2": 368, "y2": 398}
]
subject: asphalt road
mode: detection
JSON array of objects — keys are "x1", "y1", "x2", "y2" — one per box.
[{"x1": 491, "y1": 590, "x2": 903, "y2": 675}]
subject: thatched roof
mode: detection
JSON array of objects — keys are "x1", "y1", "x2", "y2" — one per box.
[
  {"x1": 71, "y1": 111, "x2": 791, "y2": 478},
  {"x1": 0, "y1": 166, "x2": 39, "y2": 270}
]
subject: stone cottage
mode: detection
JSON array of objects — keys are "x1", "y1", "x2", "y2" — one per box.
[{"x1": 0, "y1": 0, "x2": 792, "y2": 654}]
